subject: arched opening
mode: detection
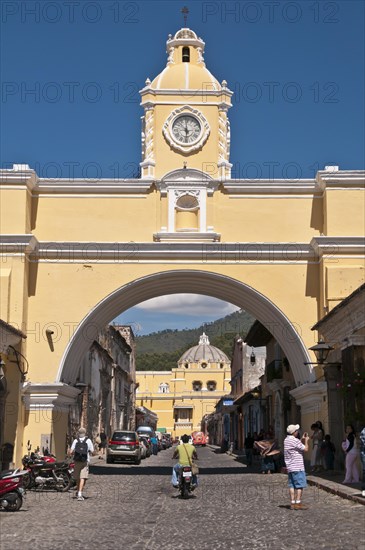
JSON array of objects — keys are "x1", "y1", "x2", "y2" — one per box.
[
  {"x1": 182, "y1": 46, "x2": 190, "y2": 62},
  {"x1": 57, "y1": 270, "x2": 312, "y2": 386}
]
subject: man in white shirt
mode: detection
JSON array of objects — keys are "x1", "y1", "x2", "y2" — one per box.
[{"x1": 70, "y1": 427, "x2": 94, "y2": 501}]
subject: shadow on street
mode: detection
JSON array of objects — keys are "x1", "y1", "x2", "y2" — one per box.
[{"x1": 90, "y1": 464, "x2": 269, "y2": 476}]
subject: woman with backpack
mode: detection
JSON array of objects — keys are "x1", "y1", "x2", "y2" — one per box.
[{"x1": 69, "y1": 427, "x2": 94, "y2": 501}]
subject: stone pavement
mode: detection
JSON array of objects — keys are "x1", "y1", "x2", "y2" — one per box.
[
  {"x1": 219, "y1": 445, "x2": 365, "y2": 506},
  {"x1": 1, "y1": 447, "x2": 364, "y2": 550}
]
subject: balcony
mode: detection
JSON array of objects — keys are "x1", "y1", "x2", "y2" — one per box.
[{"x1": 174, "y1": 421, "x2": 193, "y2": 430}]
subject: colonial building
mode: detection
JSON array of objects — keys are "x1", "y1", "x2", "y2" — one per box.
[
  {"x1": 0, "y1": 24, "x2": 363, "y2": 463},
  {"x1": 0, "y1": 320, "x2": 27, "y2": 469},
  {"x1": 309, "y1": 284, "x2": 365, "y2": 468},
  {"x1": 229, "y1": 337, "x2": 266, "y2": 449},
  {"x1": 136, "y1": 334, "x2": 231, "y2": 437},
  {"x1": 68, "y1": 325, "x2": 136, "y2": 448},
  {"x1": 245, "y1": 322, "x2": 299, "y2": 446}
]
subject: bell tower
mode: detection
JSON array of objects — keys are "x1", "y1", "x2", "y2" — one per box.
[{"x1": 139, "y1": 27, "x2": 233, "y2": 181}]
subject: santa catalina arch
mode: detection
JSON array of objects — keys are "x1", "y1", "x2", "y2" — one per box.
[{"x1": 1, "y1": 26, "x2": 364, "y2": 461}]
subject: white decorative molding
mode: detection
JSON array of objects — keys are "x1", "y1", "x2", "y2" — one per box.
[
  {"x1": 162, "y1": 106, "x2": 210, "y2": 154},
  {"x1": 153, "y1": 232, "x2": 221, "y2": 243},
  {"x1": 316, "y1": 170, "x2": 365, "y2": 189},
  {"x1": 289, "y1": 382, "x2": 327, "y2": 414},
  {"x1": 0, "y1": 234, "x2": 38, "y2": 255},
  {"x1": 310, "y1": 236, "x2": 365, "y2": 257},
  {"x1": 35, "y1": 180, "x2": 153, "y2": 194},
  {"x1": 22, "y1": 383, "x2": 80, "y2": 412},
  {"x1": 5, "y1": 241, "x2": 318, "y2": 262},
  {"x1": 223, "y1": 180, "x2": 320, "y2": 195}
]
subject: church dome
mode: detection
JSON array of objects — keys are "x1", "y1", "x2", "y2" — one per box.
[
  {"x1": 178, "y1": 333, "x2": 229, "y2": 365},
  {"x1": 149, "y1": 28, "x2": 221, "y2": 91}
]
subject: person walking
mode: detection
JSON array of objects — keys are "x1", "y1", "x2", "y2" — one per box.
[
  {"x1": 98, "y1": 428, "x2": 107, "y2": 456},
  {"x1": 342, "y1": 424, "x2": 360, "y2": 484},
  {"x1": 244, "y1": 433, "x2": 254, "y2": 466},
  {"x1": 284, "y1": 424, "x2": 310, "y2": 510},
  {"x1": 69, "y1": 427, "x2": 94, "y2": 501},
  {"x1": 321, "y1": 434, "x2": 336, "y2": 471},
  {"x1": 310, "y1": 422, "x2": 324, "y2": 473},
  {"x1": 151, "y1": 435, "x2": 158, "y2": 455},
  {"x1": 360, "y1": 426, "x2": 365, "y2": 498}
]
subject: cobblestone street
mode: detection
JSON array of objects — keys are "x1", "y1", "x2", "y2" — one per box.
[{"x1": 1, "y1": 447, "x2": 364, "y2": 550}]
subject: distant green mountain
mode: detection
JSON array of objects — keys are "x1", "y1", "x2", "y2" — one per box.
[{"x1": 136, "y1": 310, "x2": 254, "y2": 371}]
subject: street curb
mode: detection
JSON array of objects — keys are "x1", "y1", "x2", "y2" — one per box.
[
  {"x1": 208, "y1": 444, "x2": 365, "y2": 506},
  {"x1": 306, "y1": 477, "x2": 365, "y2": 506}
]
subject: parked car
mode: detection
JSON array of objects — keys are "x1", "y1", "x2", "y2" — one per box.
[
  {"x1": 107, "y1": 431, "x2": 141, "y2": 464},
  {"x1": 136, "y1": 426, "x2": 155, "y2": 438},
  {"x1": 140, "y1": 439, "x2": 147, "y2": 460},
  {"x1": 139, "y1": 436, "x2": 152, "y2": 457}
]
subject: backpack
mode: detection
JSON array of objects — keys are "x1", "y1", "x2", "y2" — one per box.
[{"x1": 73, "y1": 437, "x2": 89, "y2": 462}]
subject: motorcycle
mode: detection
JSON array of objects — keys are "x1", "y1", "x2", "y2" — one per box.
[
  {"x1": 0, "y1": 469, "x2": 28, "y2": 511},
  {"x1": 22, "y1": 454, "x2": 73, "y2": 492},
  {"x1": 178, "y1": 465, "x2": 193, "y2": 498}
]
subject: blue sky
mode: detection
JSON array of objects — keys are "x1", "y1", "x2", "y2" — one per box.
[
  {"x1": 1, "y1": 1, "x2": 364, "y2": 334},
  {"x1": 1, "y1": 1, "x2": 364, "y2": 180},
  {"x1": 115, "y1": 295, "x2": 240, "y2": 336}
]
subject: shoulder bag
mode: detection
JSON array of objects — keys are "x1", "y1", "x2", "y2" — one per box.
[{"x1": 183, "y1": 444, "x2": 199, "y2": 475}]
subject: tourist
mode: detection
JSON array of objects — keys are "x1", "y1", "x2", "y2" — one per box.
[
  {"x1": 342, "y1": 424, "x2": 360, "y2": 484},
  {"x1": 284, "y1": 424, "x2": 310, "y2": 510}
]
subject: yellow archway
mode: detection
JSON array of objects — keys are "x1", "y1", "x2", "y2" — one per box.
[{"x1": 57, "y1": 270, "x2": 312, "y2": 386}]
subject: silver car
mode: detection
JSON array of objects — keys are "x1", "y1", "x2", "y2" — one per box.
[{"x1": 106, "y1": 431, "x2": 141, "y2": 464}]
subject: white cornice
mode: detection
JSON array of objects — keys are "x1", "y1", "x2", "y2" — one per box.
[
  {"x1": 27, "y1": 241, "x2": 315, "y2": 261},
  {"x1": 140, "y1": 88, "x2": 233, "y2": 98},
  {"x1": 222, "y1": 180, "x2": 320, "y2": 195},
  {"x1": 0, "y1": 168, "x2": 38, "y2": 190},
  {"x1": 2, "y1": 169, "x2": 363, "y2": 195},
  {"x1": 1, "y1": 238, "x2": 362, "y2": 263},
  {"x1": 153, "y1": 233, "x2": 221, "y2": 243},
  {"x1": 316, "y1": 170, "x2": 365, "y2": 189},
  {"x1": 310, "y1": 236, "x2": 365, "y2": 257},
  {"x1": 289, "y1": 382, "x2": 327, "y2": 414},
  {"x1": 35, "y1": 179, "x2": 153, "y2": 194},
  {"x1": 0, "y1": 235, "x2": 38, "y2": 254},
  {"x1": 22, "y1": 382, "x2": 80, "y2": 412}
]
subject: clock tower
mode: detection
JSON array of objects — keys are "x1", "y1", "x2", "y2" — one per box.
[
  {"x1": 139, "y1": 27, "x2": 233, "y2": 181},
  {"x1": 140, "y1": 27, "x2": 233, "y2": 240}
]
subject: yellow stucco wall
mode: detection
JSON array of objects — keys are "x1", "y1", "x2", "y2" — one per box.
[{"x1": 1, "y1": 25, "x2": 364, "y2": 464}]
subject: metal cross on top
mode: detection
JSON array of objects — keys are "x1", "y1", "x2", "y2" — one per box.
[{"x1": 181, "y1": 6, "x2": 189, "y2": 26}]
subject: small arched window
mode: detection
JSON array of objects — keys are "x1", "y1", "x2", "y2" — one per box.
[
  {"x1": 201, "y1": 362, "x2": 207, "y2": 369},
  {"x1": 193, "y1": 381, "x2": 202, "y2": 391},
  {"x1": 158, "y1": 383, "x2": 169, "y2": 393},
  {"x1": 207, "y1": 380, "x2": 217, "y2": 391},
  {"x1": 182, "y1": 47, "x2": 190, "y2": 62}
]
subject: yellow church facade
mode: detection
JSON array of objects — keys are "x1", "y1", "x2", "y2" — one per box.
[
  {"x1": 0, "y1": 26, "x2": 364, "y2": 467},
  {"x1": 136, "y1": 334, "x2": 231, "y2": 437}
]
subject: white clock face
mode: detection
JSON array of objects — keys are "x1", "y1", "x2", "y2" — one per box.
[{"x1": 172, "y1": 115, "x2": 201, "y2": 145}]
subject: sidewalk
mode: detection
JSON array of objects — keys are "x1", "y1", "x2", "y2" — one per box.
[{"x1": 208, "y1": 444, "x2": 365, "y2": 506}]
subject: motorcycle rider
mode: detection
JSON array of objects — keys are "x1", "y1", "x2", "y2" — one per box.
[{"x1": 171, "y1": 434, "x2": 198, "y2": 488}]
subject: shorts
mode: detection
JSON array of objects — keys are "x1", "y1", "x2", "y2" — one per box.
[
  {"x1": 288, "y1": 471, "x2": 307, "y2": 489},
  {"x1": 73, "y1": 461, "x2": 89, "y2": 480}
]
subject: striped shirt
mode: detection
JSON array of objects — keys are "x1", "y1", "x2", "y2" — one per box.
[{"x1": 284, "y1": 435, "x2": 305, "y2": 472}]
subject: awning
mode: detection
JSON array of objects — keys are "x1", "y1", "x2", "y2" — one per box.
[{"x1": 173, "y1": 402, "x2": 193, "y2": 409}]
